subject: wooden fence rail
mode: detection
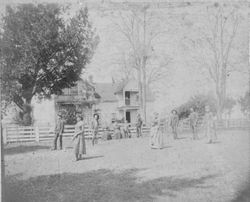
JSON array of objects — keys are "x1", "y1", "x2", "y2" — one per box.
[
  {"x1": 3, "y1": 119, "x2": 249, "y2": 144},
  {"x1": 3, "y1": 125, "x2": 151, "y2": 144},
  {"x1": 178, "y1": 118, "x2": 250, "y2": 132}
]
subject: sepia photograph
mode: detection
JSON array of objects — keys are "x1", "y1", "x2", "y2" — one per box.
[{"x1": 0, "y1": 0, "x2": 249, "y2": 201}]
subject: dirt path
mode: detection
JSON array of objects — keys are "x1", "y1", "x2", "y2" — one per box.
[{"x1": 4, "y1": 130, "x2": 250, "y2": 202}]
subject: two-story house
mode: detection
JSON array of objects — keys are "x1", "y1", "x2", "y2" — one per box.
[
  {"x1": 30, "y1": 78, "x2": 154, "y2": 126},
  {"x1": 54, "y1": 79, "x2": 101, "y2": 124},
  {"x1": 92, "y1": 79, "x2": 154, "y2": 125},
  {"x1": 114, "y1": 79, "x2": 155, "y2": 124}
]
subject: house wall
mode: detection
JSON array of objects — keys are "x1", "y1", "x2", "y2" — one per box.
[
  {"x1": 125, "y1": 91, "x2": 139, "y2": 106},
  {"x1": 95, "y1": 101, "x2": 118, "y2": 126},
  {"x1": 32, "y1": 97, "x2": 56, "y2": 126},
  {"x1": 116, "y1": 93, "x2": 124, "y2": 107},
  {"x1": 130, "y1": 109, "x2": 137, "y2": 124},
  {"x1": 123, "y1": 80, "x2": 138, "y2": 91}
]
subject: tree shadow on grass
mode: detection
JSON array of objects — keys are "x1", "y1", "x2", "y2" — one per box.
[
  {"x1": 4, "y1": 145, "x2": 50, "y2": 155},
  {"x1": 5, "y1": 169, "x2": 219, "y2": 202},
  {"x1": 231, "y1": 181, "x2": 250, "y2": 202},
  {"x1": 79, "y1": 155, "x2": 104, "y2": 161}
]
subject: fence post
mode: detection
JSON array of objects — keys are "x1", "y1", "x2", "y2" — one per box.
[
  {"x1": 35, "y1": 126, "x2": 39, "y2": 142},
  {"x1": 3, "y1": 127, "x2": 7, "y2": 144}
]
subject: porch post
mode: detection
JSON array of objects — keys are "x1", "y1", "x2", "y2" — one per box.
[{"x1": 123, "y1": 109, "x2": 126, "y2": 122}]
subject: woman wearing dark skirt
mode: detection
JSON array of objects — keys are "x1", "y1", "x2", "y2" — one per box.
[{"x1": 72, "y1": 116, "x2": 86, "y2": 161}]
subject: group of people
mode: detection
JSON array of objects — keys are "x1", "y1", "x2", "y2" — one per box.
[
  {"x1": 110, "y1": 114, "x2": 143, "y2": 139},
  {"x1": 52, "y1": 105, "x2": 217, "y2": 161},
  {"x1": 52, "y1": 113, "x2": 100, "y2": 161},
  {"x1": 52, "y1": 113, "x2": 144, "y2": 161},
  {"x1": 150, "y1": 105, "x2": 218, "y2": 149}
]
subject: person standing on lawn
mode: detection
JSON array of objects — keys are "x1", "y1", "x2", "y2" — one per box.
[
  {"x1": 136, "y1": 113, "x2": 143, "y2": 137},
  {"x1": 189, "y1": 108, "x2": 199, "y2": 140},
  {"x1": 91, "y1": 114, "x2": 99, "y2": 146},
  {"x1": 72, "y1": 116, "x2": 86, "y2": 161},
  {"x1": 204, "y1": 105, "x2": 217, "y2": 144},
  {"x1": 150, "y1": 112, "x2": 165, "y2": 149},
  {"x1": 170, "y1": 110, "x2": 179, "y2": 139},
  {"x1": 123, "y1": 120, "x2": 131, "y2": 138},
  {"x1": 113, "y1": 120, "x2": 122, "y2": 139},
  {"x1": 52, "y1": 113, "x2": 65, "y2": 150}
]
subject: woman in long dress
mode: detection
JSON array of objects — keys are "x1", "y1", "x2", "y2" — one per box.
[
  {"x1": 150, "y1": 112, "x2": 164, "y2": 149},
  {"x1": 170, "y1": 110, "x2": 179, "y2": 139},
  {"x1": 91, "y1": 114, "x2": 99, "y2": 146},
  {"x1": 72, "y1": 116, "x2": 86, "y2": 161},
  {"x1": 204, "y1": 105, "x2": 217, "y2": 143}
]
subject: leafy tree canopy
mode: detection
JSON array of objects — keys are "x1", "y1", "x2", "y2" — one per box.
[
  {"x1": 176, "y1": 94, "x2": 236, "y2": 120},
  {"x1": 176, "y1": 94, "x2": 217, "y2": 120},
  {"x1": 0, "y1": 3, "x2": 99, "y2": 107}
]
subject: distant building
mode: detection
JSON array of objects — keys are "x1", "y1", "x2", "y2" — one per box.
[
  {"x1": 3, "y1": 78, "x2": 155, "y2": 126},
  {"x1": 94, "y1": 79, "x2": 155, "y2": 125},
  {"x1": 54, "y1": 79, "x2": 101, "y2": 125},
  {"x1": 93, "y1": 83, "x2": 118, "y2": 126}
]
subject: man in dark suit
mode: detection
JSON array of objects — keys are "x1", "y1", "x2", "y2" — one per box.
[{"x1": 52, "y1": 113, "x2": 65, "y2": 150}]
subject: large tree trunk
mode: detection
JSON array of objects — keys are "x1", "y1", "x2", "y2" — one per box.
[
  {"x1": 216, "y1": 86, "x2": 225, "y2": 121},
  {"x1": 142, "y1": 57, "x2": 147, "y2": 123},
  {"x1": 137, "y1": 68, "x2": 143, "y2": 116},
  {"x1": 0, "y1": 79, "x2": 5, "y2": 201},
  {"x1": 22, "y1": 96, "x2": 33, "y2": 126}
]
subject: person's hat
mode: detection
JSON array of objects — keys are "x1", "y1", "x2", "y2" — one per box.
[{"x1": 171, "y1": 109, "x2": 177, "y2": 113}]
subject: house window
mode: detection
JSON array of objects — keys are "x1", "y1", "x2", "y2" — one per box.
[{"x1": 125, "y1": 91, "x2": 130, "y2": 105}]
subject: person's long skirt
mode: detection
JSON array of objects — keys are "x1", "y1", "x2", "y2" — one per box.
[
  {"x1": 150, "y1": 127, "x2": 164, "y2": 149},
  {"x1": 74, "y1": 133, "x2": 86, "y2": 155},
  {"x1": 205, "y1": 122, "x2": 217, "y2": 143}
]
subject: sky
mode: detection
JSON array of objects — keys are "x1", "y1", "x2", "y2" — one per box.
[{"x1": 0, "y1": 0, "x2": 249, "y2": 112}]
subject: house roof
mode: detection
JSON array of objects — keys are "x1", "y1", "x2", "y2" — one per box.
[
  {"x1": 115, "y1": 79, "x2": 155, "y2": 102},
  {"x1": 114, "y1": 80, "x2": 128, "y2": 94},
  {"x1": 95, "y1": 79, "x2": 155, "y2": 102},
  {"x1": 94, "y1": 83, "x2": 117, "y2": 102}
]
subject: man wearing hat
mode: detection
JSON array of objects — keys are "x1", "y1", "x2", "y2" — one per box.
[{"x1": 52, "y1": 113, "x2": 65, "y2": 150}]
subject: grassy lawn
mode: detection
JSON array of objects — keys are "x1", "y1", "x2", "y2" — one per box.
[{"x1": 4, "y1": 130, "x2": 250, "y2": 202}]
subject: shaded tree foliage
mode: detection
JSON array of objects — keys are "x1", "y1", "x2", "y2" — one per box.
[
  {"x1": 0, "y1": 4, "x2": 99, "y2": 125},
  {"x1": 239, "y1": 91, "x2": 250, "y2": 117},
  {"x1": 176, "y1": 94, "x2": 217, "y2": 120},
  {"x1": 176, "y1": 94, "x2": 236, "y2": 120}
]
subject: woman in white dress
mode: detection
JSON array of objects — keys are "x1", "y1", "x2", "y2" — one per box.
[
  {"x1": 150, "y1": 112, "x2": 164, "y2": 149},
  {"x1": 72, "y1": 116, "x2": 86, "y2": 161},
  {"x1": 204, "y1": 105, "x2": 217, "y2": 143}
]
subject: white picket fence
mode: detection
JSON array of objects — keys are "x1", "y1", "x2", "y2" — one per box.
[
  {"x1": 2, "y1": 124, "x2": 151, "y2": 144},
  {"x1": 178, "y1": 118, "x2": 250, "y2": 132},
  {"x1": 3, "y1": 119, "x2": 249, "y2": 144}
]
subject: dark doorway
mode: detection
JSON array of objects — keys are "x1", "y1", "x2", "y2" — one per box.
[{"x1": 126, "y1": 111, "x2": 131, "y2": 123}]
